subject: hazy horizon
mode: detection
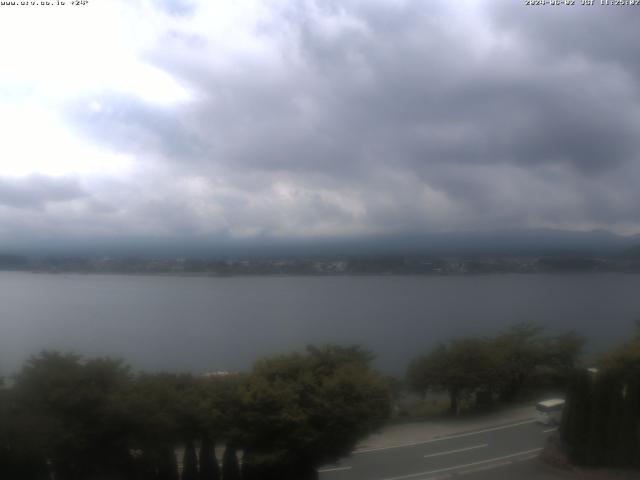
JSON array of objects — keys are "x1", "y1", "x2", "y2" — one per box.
[{"x1": 2, "y1": 227, "x2": 640, "y2": 259}]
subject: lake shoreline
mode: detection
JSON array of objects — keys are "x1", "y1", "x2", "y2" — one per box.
[{"x1": 4, "y1": 269, "x2": 640, "y2": 279}]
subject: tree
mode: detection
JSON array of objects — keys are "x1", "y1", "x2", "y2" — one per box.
[
  {"x1": 407, "y1": 339, "x2": 496, "y2": 414},
  {"x1": 198, "y1": 433, "x2": 220, "y2": 480},
  {"x1": 560, "y1": 331, "x2": 640, "y2": 469},
  {"x1": 238, "y1": 345, "x2": 391, "y2": 479},
  {"x1": 408, "y1": 324, "x2": 585, "y2": 414},
  {"x1": 492, "y1": 323, "x2": 544, "y2": 401},
  {"x1": 406, "y1": 357, "x2": 432, "y2": 400},
  {"x1": 0, "y1": 379, "x2": 50, "y2": 480},
  {"x1": 156, "y1": 445, "x2": 179, "y2": 480},
  {"x1": 182, "y1": 438, "x2": 198, "y2": 480},
  {"x1": 598, "y1": 333, "x2": 640, "y2": 467},
  {"x1": 11, "y1": 352, "x2": 134, "y2": 480},
  {"x1": 122, "y1": 373, "x2": 211, "y2": 480},
  {"x1": 600, "y1": 334, "x2": 640, "y2": 377},
  {"x1": 222, "y1": 444, "x2": 241, "y2": 480},
  {"x1": 540, "y1": 331, "x2": 585, "y2": 386},
  {"x1": 197, "y1": 373, "x2": 243, "y2": 443},
  {"x1": 616, "y1": 374, "x2": 640, "y2": 468},
  {"x1": 197, "y1": 373, "x2": 245, "y2": 480},
  {"x1": 560, "y1": 369, "x2": 592, "y2": 464},
  {"x1": 585, "y1": 370, "x2": 626, "y2": 466}
]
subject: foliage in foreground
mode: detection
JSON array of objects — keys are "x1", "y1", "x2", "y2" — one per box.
[
  {"x1": 239, "y1": 346, "x2": 390, "y2": 479},
  {"x1": 0, "y1": 346, "x2": 390, "y2": 480}
]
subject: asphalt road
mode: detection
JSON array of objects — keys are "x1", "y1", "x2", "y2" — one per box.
[{"x1": 319, "y1": 420, "x2": 559, "y2": 480}]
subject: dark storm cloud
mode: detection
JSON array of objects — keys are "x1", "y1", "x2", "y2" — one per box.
[
  {"x1": 56, "y1": 0, "x2": 640, "y2": 237},
  {"x1": 0, "y1": 175, "x2": 86, "y2": 209}
]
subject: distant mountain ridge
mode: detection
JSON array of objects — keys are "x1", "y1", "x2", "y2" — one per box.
[{"x1": 1, "y1": 228, "x2": 639, "y2": 258}]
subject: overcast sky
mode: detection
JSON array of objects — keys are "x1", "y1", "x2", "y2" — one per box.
[{"x1": 1, "y1": 0, "x2": 639, "y2": 249}]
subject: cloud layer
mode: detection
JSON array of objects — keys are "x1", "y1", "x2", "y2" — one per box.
[{"x1": 1, "y1": 0, "x2": 640, "y2": 247}]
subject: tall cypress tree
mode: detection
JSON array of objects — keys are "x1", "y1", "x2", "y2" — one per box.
[
  {"x1": 632, "y1": 374, "x2": 640, "y2": 469},
  {"x1": 602, "y1": 375, "x2": 625, "y2": 466},
  {"x1": 198, "y1": 434, "x2": 220, "y2": 480},
  {"x1": 586, "y1": 372, "x2": 616, "y2": 466},
  {"x1": 157, "y1": 446, "x2": 179, "y2": 480},
  {"x1": 222, "y1": 444, "x2": 241, "y2": 480},
  {"x1": 560, "y1": 369, "x2": 592, "y2": 463},
  {"x1": 561, "y1": 335, "x2": 640, "y2": 470},
  {"x1": 182, "y1": 439, "x2": 198, "y2": 480},
  {"x1": 616, "y1": 374, "x2": 640, "y2": 467}
]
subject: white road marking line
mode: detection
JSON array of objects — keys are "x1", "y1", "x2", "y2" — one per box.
[
  {"x1": 457, "y1": 460, "x2": 512, "y2": 475},
  {"x1": 542, "y1": 428, "x2": 557, "y2": 433},
  {"x1": 318, "y1": 466, "x2": 353, "y2": 473},
  {"x1": 378, "y1": 447, "x2": 543, "y2": 480},
  {"x1": 354, "y1": 419, "x2": 535, "y2": 455},
  {"x1": 423, "y1": 443, "x2": 488, "y2": 459},
  {"x1": 517, "y1": 454, "x2": 541, "y2": 461},
  {"x1": 458, "y1": 453, "x2": 540, "y2": 476}
]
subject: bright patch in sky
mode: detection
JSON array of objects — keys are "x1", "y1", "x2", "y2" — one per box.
[
  {"x1": 0, "y1": 0, "x2": 189, "y2": 178},
  {"x1": 0, "y1": 102, "x2": 132, "y2": 177},
  {"x1": 0, "y1": 0, "x2": 190, "y2": 102}
]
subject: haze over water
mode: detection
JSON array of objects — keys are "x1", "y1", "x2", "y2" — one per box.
[{"x1": 2, "y1": 271, "x2": 639, "y2": 376}]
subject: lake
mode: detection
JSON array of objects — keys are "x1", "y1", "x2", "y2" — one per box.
[{"x1": 1, "y1": 272, "x2": 639, "y2": 376}]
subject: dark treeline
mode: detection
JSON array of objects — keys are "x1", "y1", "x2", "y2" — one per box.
[
  {"x1": 3, "y1": 253, "x2": 640, "y2": 275},
  {"x1": 560, "y1": 328, "x2": 640, "y2": 469},
  {"x1": 0, "y1": 346, "x2": 391, "y2": 480},
  {"x1": 406, "y1": 324, "x2": 585, "y2": 414}
]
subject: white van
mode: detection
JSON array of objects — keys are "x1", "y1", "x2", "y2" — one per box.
[{"x1": 535, "y1": 399, "x2": 564, "y2": 426}]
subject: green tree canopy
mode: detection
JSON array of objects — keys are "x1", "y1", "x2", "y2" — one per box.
[
  {"x1": 407, "y1": 338, "x2": 496, "y2": 413},
  {"x1": 407, "y1": 323, "x2": 585, "y2": 411},
  {"x1": 492, "y1": 323, "x2": 545, "y2": 400},
  {"x1": 599, "y1": 334, "x2": 640, "y2": 378},
  {"x1": 10, "y1": 352, "x2": 134, "y2": 480},
  {"x1": 238, "y1": 345, "x2": 391, "y2": 480}
]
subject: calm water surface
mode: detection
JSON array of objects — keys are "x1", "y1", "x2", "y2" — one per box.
[{"x1": 1, "y1": 272, "x2": 639, "y2": 375}]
